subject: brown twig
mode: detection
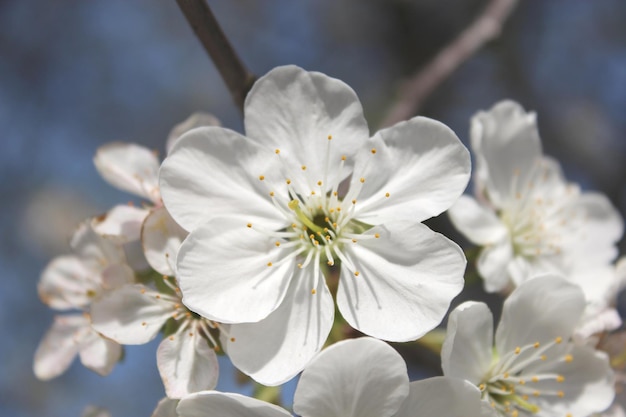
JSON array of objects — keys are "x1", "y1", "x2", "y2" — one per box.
[
  {"x1": 176, "y1": 0, "x2": 256, "y2": 113},
  {"x1": 381, "y1": 0, "x2": 518, "y2": 128}
]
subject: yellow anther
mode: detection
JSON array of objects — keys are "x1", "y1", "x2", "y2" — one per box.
[
  {"x1": 247, "y1": 223, "x2": 252, "y2": 228},
  {"x1": 169, "y1": 336, "x2": 174, "y2": 341},
  {"x1": 188, "y1": 332, "x2": 193, "y2": 337},
  {"x1": 519, "y1": 379, "x2": 526, "y2": 385},
  {"x1": 336, "y1": 207, "x2": 341, "y2": 212},
  {"x1": 230, "y1": 337, "x2": 236, "y2": 342},
  {"x1": 317, "y1": 180, "x2": 322, "y2": 186},
  {"x1": 556, "y1": 375, "x2": 565, "y2": 383},
  {"x1": 564, "y1": 354, "x2": 573, "y2": 363},
  {"x1": 141, "y1": 322, "x2": 147, "y2": 326},
  {"x1": 531, "y1": 376, "x2": 539, "y2": 382},
  {"x1": 514, "y1": 346, "x2": 521, "y2": 354},
  {"x1": 311, "y1": 191, "x2": 316, "y2": 195},
  {"x1": 292, "y1": 223, "x2": 297, "y2": 228},
  {"x1": 557, "y1": 391, "x2": 564, "y2": 398},
  {"x1": 534, "y1": 342, "x2": 540, "y2": 348},
  {"x1": 140, "y1": 288, "x2": 146, "y2": 294},
  {"x1": 522, "y1": 395, "x2": 529, "y2": 401},
  {"x1": 511, "y1": 410, "x2": 519, "y2": 417},
  {"x1": 328, "y1": 135, "x2": 332, "y2": 140},
  {"x1": 269, "y1": 191, "x2": 275, "y2": 197},
  {"x1": 341, "y1": 155, "x2": 346, "y2": 161},
  {"x1": 533, "y1": 391, "x2": 540, "y2": 397},
  {"x1": 374, "y1": 233, "x2": 380, "y2": 238},
  {"x1": 352, "y1": 238, "x2": 357, "y2": 243},
  {"x1": 286, "y1": 179, "x2": 291, "y2": 184},
  {"x1": 327, "y1": 260, "x2": 334, "y2": 266},
  {"x1": 274, "y1": 149, "x2": 280, "y2": 155},
  {"x1": 275, "y1": 241, "x2": 280, "y2": 247},
  {"x1": 354, "y1": 271, "x2": 360, "y2": 276},
  {"x1": 267, "y1": 262, "x2": 273, "y2": 267},
  {"x1": 385, "y1": 192, "x2": 390, "y2": 198},
  {"x1": 259, "y1": 175, "x2": 265, "y2": 181},
  {"x1": 332, "y1": 222, "x2": 337, "y2": 228},
  {"x1": 352, "y1": 199, "x2": 357, "y2": 204},
  {"x1": 324, "y1": 216, "x2": 330, "y2": 222},
  {"x1": 371, "y1": 148, "x2": 377, "y2": 154},
  {"x1": 333, "y1": 191, "x2": 338, "y2": 196},
  {"x1": 555, "y1": 336, "x2": 563, "y2": 344},
  {"x1": 503, "y1": 372, "x2": 510, "y2": 378},
  {"x1": 540, "y1": 355, "x2": 547, "y2": 361},
  {"x1": 311, "y1": 288, "x2": 317, "y2": 294},
  {"x1": 359, "y1": 177, "x2": 365, "y2": 183},
  {"x1": 155, "y1": 294, "x2": 161, "y2": 299},
  {"x1": 297, "y1": 263, "x2": 303, "y2": 269},
  {"x1": 301, "y1": 165, "x2": 307, "y2": 170}
]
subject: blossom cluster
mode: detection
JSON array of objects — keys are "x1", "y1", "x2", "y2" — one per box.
[{"x1": 34, "y1": 66, "x2": 625, "y2": 417}]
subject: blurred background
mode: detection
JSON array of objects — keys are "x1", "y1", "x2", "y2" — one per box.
[{"x1": 1, "y1": 0, "x2": 625, "y2": 416}]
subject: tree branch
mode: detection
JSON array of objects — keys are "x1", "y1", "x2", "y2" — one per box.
[
  {"x1": 176, "y1": 0, "x2": 256, "y2": 113},
  {"x1": 381, "y1": 0, "x2": 518, "y2": 128}
]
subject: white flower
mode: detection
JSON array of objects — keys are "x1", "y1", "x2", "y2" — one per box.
[
  {"x1": 448, "y1": 100, "x2": 623, "y2": 293},
  {"x1": 34, "y1": 221, "x2": 131, "y2": 380},
  {"x1": 176, "y1": 337, "x2": 485, "y2": 417},
  {"x1": 442, "y1": 276, "x2": 615, "y2": 417},
  {"x1": 90, "y1": 278, "x2": 220, "y2": 399},
  {"x1": 159, "y1": 65, "x2": 470, "y2": 384}
]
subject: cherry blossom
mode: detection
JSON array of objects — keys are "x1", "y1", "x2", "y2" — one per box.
[
  {"x1": 448, "y1": 100, "x2": 623, "y2": 293},
  {"x1": 160, "y1": 65, "x2": 470, "y2": 384},
  {"x1": 442, "y1": 276, "x2": 615, "y2": 416}
]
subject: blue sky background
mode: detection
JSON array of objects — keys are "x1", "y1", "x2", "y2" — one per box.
[{"x1": 1, "y1": 1, "x2": 625, "y2": 416}]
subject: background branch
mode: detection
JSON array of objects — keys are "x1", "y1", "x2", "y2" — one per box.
[
  {"x1": 381, "y1": 0, "x2": 518, "y2": 127},
  {"x1": 176, "y1": 0, "x2": 256, "y2": 113}
]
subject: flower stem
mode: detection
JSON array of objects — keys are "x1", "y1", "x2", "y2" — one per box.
[{"x1": 175, "y1": 0, "x2": 256, "y2": 112}]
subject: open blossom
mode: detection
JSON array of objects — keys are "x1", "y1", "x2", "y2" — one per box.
[
  {"x1": 160, "y1": 65, "x2": 470, "y2": 384},
  {"x1": 91, "y1": 277, "x2": 220, "y2": 399},
  {"x1": 448, "y1": 100, "x2": 623, "y2": 293},
  {"x1": 442, "y1": 276, "x2": 615, "y2": 417},
  {"x1": 34, "y1": 222, "x2": 133, "y2": 379},
  {"x1": 176, "y1": 337, "x2": 485, "y2": 417}
]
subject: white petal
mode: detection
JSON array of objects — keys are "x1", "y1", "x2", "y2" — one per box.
[
  {"x1": 38, "y1": 255, "x2": 99, "y2": 310},
  {"x1": 151, "y1": 397, "x2": 179, "y2": 417},
  {"x1": 244, "y1": 65, "x2": 369, "y2": 193},
  {"x1": 160, "y1": 127, "x2": 284, "y2": 232},
  {"x1": 92, "y1": 204, "x2": 149, "y2": 243},
  {"x1": 167, "y1": 112, "x2": 221, "y2": 154},
  {"x1": 100, "y1": 263, "x2": 135, "y2": 290},
  {"x1": 78, "y1": 328, "x2": 122, "y2": 376},
  {"x1": 393, "y1": 377, "x2": 484, "y2": 417},
  {"x1": 70, "y1": 221, "x2": 126, "y2": 267},
  {"x1": 532, "y1": 345, "x2": 614, "y2": 417},
  {"x1": 351, "y1": 117, "x2": 470, "y2": 224},
  {"x1": 33, "y1": 314, "x2": 85, "y2": 380},
  {"x1": 177, "y1": 219, "x2": 294, "y2": 323},
  {"x1": 142, "y1": 206, "x2": 188, "y2": 276},
  {"x1": 226, "y1": 267, "x2": 334, "y2": 386},
  {"x1": 337, "y1": 221, "x2": 465, "y2": 342},
  {"x1": 441, "y1": 301, "x2": 494, "y2": 385},
  {"x1": 91, "y1": 284, "x2": 175, "y2": 344},
  {"x1": 447, "y1": 195, "x2": 507, "y2": 245},
  {"x1": 569, "y1": 191, "x2": 624, "y2": 263},
  {"x1": 94, "y1": 142, "x2": 161, "y2": 203},
  {"x1": 476, "y1": 240, "x2": 513, "y2": 293},
  {"x1": 293, "y1": 337, "x2": 409, "y2": 417},
  {"x1": 471, "y1": 100, "x2": 542, "y2": 206},
  {"x1": 575, "y1": 308, "x2": 622, "y2": 342},
  {"x1": 495, "y1": 275, "x2": 585, "y2": 353},
  {"x1": 177, "y1": 392, "x2": 291, "y2": 417},
  {"x1": 157, "y1": 326, "x2": 219, "y2": 399}
]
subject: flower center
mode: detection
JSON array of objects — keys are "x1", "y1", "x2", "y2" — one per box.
[{"x1": 480, "y1": 336, "x2": 574, "y2": 416}]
